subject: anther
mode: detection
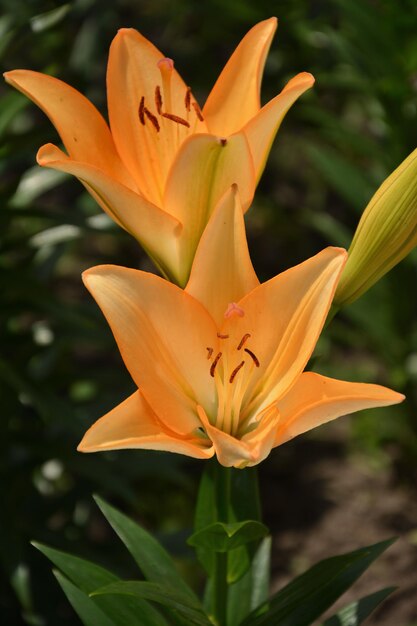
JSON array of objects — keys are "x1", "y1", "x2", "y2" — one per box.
[
  {"x1": 244, "y1": 348, "x2": 260, "y2": 367},
  {"x1": 138, "y1": 96, "x2": 145, "y2": 125},
  {"x1": 206, "y1": 347, "x2": 213, "y2": 360},
  {"x1": 229, "y1": 361, "x2": 245, "y2": 383},
  {"x1": 217, "y1": 332, "x2": 229, "y2": 339},
  {"x1": 185, "y1": 87, "x2": 192, "y2": 112},
  {"x1": 237, "y1": 333, "x2": 251, "y2": 350},
  {"x1": 162, "y1": 112, "x2": 190, "y2": 128},
  {"x1": 210, "y1": 352, "x2": 222, "y2": 377},
  {"x1": 144, "y1": 107, "x2": 160, "y2": 132},
  {"x1": 219, "y1": 137, "x2": 227, "y2": 147},
  {"x1": 192, "y1": 101, "x2": 204, "y2": 121},
  {"x1": 155, "y1": 86, "x2": 163, "y2": 115}
]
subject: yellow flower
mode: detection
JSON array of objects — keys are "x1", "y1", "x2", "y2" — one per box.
[
  {"x1": 4, "y1": 18, "x2": 313, "y2": 286},
  {"x1": 78, "y1": 187, "x2": 403, "y2": 468},
  {"x1": 335, "y1": 146, "x2": 417, "y2": 307}
]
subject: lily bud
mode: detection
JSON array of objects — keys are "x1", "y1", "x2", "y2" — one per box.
[{"x1": 334, "y1": 147, "x2": 417, "y2": 307}]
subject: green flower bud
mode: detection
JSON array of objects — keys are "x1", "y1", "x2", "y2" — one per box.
[{"x1": 334, "y1": 147, "x2": 417, "y2": 307}]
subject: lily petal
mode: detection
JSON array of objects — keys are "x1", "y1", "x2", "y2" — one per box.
[
  {"x1": 83, "y1": 266, "x2": 218, "y2": 435},
  {"x1": 224, "y1": 247, "x2": 347, "y2": 419},
  {"x1": 197, "y1": 403, "x2": 279, "y2": 468},
  {"x1": 203, "y1": 18, "x2": 277, "y2": 135},
  {"x1": 107, "y1": 28, "x2": 206, "y2": 204},
  {"x1": 4, "y1": 69, "x2": 133, "y2": 186},
  {"x1": 274, "y1": 372, "x2": 405, "y2": 446},
  {"x1": 37, "y1": 144, "x2": 181, "y2": 280},
  {"x1": 186, "y1": 185, "x2": 259, "y2": 325},
  {"x1": 244, "y1": 72, "x2": 315, "y2": 183},
  {"x1": 163, "y1": 133, "x2": 255, "y2": 285},
  {"x1": 78, "y1": 390, "x2": 214, "y2": 458}
]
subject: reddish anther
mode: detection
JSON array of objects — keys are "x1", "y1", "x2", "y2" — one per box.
[
  {"x1": 210, "y1": 352, "x2": 222, "y2": 377},
  {"x1": 217, "y1": 332, "x2": 229, "y2": 339},
  {"x1": 192, "y1": 101, "x2": 204, "y2": 121},
  {"x1": 244, "y1": 348, "x2": 260, "y2": 367},
  {"x1": 162, "y1": 112, "x2": 190, "y2": 128},
  {"x1": 229, "y1": 361, "x2": 245, "y2": 383},
  {"x1": 206, "y1": 347, "x2": 213, "y2": 360},
  {"x1": 138, "y1": 96, "x2": 145, "y2": 125},
  {"x1": 237, "y1": 333, "x2": 251, "y2": 350},
  {"x1": 185, "y1": 87, "x2": 192, "y2": 111},
  {"x1": 155, "y1": 86, "x2": 163, "y2": 114},
  {"x1": 144, "y1": 107, "x2": 160, "y2": 132}
]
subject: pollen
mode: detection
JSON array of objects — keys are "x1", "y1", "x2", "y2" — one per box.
[
  {"x1": 184, "y1": 87, "x2": 192, "y2": 112},
  {"x1": 217, "y1": 332, "x2": 229, "y2": 339},
  {"x1": 144, "y1": 107, "x2": 160, "y2": 132},
  {"x1": 237, "y1": 333, "x2": 251, "y2": 350},
  {"x1": 206, "y1": 347, "x2": 213, "y2": 359},
  {"x1": 229, "y1": 361, "x2": 245, "y2": 383},
  {"x1": 210, "y1": 352, "x2": 222, "y2": 377},
  {"x1": 244, "y1": 348, "x2": 260, "y2": 367},
  {"x1": 155, "y1": 86, "x2": 163, "y2": 114},
  {"x1": 192, "y1": 101, "x2": 204, "y2": 121},
  {"x1": 162, "y1": 112, "x2": 190, "y2": 128},
  {"x1": 138, "y1": 96, "x2": 145, "y2": 125}
]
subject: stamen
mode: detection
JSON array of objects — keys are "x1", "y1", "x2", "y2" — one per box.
[
  {"x1": 237, "y1": 333, "x2": 251, "y2": 350},
  {"x1": 155, "y1": 86, "x2": 163, "y2": 115},
  {"x1": 219, "y1": 137, "x2": 227, "y2": 147},
  {"x1": 192, "y1": 101, "x2": 204, "y2": 121},
  {"x1": 244, "y1": 348, "x2": 260, "y2": 367},
  {"x1": 224, "y1": 302, "x2": 245, "y2": 319},
  {"x1": 185, "y1": 87, "x2": 192, "y2": 112},
  {"x1": 144, "y1": 107, "x2": 160, "y2": 132},
  {"x1": 162, "y1": 112, "x2": 190, "y2": 128},
  {"x1": 206, "y1": 347, "x2": 213, "y2": 360},
  {"x1": 210, "y1": 352, "x2": 222, "y2": 377},
  {"x1": 229, "y1": 361, "x2": 245, "y2": 383},
  {"x1": 217, "y1": 332, "x2": 229, "y2": 339},
  {"x1": 138, "y1": 96, "x2": 145, "y2": 125}
]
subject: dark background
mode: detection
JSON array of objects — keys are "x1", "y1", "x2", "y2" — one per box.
[{"x1": 1, "y1": 0, "x2": 417, "y2": 624}]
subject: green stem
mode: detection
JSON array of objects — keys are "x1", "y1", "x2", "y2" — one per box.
[
  {"x1": 213, "y1": 551, "x2": 228, "y2": 626},
  {"x1": 212, "y1": 464, "x2": 232, "y2": 626}
]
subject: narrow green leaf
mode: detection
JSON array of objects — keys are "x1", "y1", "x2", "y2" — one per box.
[
  {"x1": 33, "y1": 542, "x2": 118, "y2": 593},
  {"x1": 227, "y1": 537, "x2": 272, "y2": 626},
  {"x1": 94, "y1": 495, "x2": 198, "y2": 603},
  {"x1": 54, "y1": 571, "x2": 116, "y2": 626},
  {"x1": 33, "y1": 543, "x2": 168, "y2": 626},
  {"x1": 241, "y1": 538, "x2": 395, "y2": 626},
  {"x1": 188, "y1": 521, "x2": 268, "y2": 553},
  {"x1": 320, "y1": 587, "x2": 396, "y2": 625},
  {"x1": 92, "y1": 581, "x2": 213, "y2": 626}
]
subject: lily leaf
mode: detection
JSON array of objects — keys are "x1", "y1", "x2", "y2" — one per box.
[
  {"x1": 91, "y1": 580, "x2": 213, "y2": 626},
  {"x1": 241, "y1": 538, "x2": 395, "y2": 626},
  {"x1": 54, "y1": 571, "x2": 116, "y2": 626},
  {"x1": 320, "y1": 587, "x2": 396, "y2": 625},
  {"x1": 94, "y1": 495, "x2": 198, "y2": 603},
  {"x1": 188, "y1": 520, "x2": 268, "y2": 553},
  {"x1": 33, "y1": 542, "x2": 168, "y2": 626},
  {"x1": 227, "y1": 537, "x2": 272, "y2": 626}
]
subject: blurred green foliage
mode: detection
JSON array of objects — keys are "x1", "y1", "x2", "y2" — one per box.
[{"x1": 1, "y1": 0, "x2": 417, "y2": 623}]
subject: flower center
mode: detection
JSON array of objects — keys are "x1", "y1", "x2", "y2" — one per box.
[
  {"x1": 206, "y1": 330, "x2": 260, "y2": 437},
  {"x1": 137, "y1": 58, "x2": 204, "y2": 139}
]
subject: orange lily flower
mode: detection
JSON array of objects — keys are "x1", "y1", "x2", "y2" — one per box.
[
  {"x1": 78, "y1": 187, "x2": 403, "y2": 468},
  {"x1": 4, "y1": 18, "x2": 313, "y2": 286}
]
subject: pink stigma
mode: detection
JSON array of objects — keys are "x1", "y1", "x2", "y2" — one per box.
[
  {"x1": 224, "y1": 302, "x2": 245, "y2": 319},
  {"x1": 157, "y1": 57, "x2": 174, "y2": 71}
]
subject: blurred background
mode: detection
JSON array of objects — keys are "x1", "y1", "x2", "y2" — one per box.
[{"x1": 1, "y1": 0, "x2": 417, "y2": 624}]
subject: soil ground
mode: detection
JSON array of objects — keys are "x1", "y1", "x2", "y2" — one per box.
[{"x1": 260, "y1": 422, "x2": 417, "y2": 626}]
